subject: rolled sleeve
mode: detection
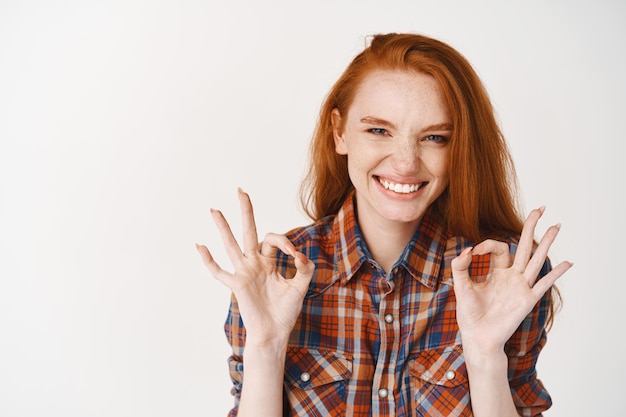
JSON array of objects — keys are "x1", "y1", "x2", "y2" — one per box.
[{"x1": 224, "y1": 295, "x2": 245, "y2": 416}]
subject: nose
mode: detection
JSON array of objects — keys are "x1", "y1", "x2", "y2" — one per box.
[{"x1": 391, "y1": 137, "x2": 420, "y2": 172}]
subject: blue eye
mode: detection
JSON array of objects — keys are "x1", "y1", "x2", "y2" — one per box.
[
  {"x1": 368, "y1": 128, "x2": 388, "y2": 135},
  {"x1": 424, "y1": 135, "x2": 447, "y2": 143}
]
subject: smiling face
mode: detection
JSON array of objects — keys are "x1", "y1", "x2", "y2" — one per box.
[{"x1": 332, "y1": 69, "x2": 452, "y2": 235}]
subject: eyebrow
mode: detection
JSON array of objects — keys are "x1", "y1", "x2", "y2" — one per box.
[
  {"x1": 360, "y1": 116, "x2": 395, "y2": 128},
  {"x1": 359, "y1": 116, "x2": 453, "y2": 132}
]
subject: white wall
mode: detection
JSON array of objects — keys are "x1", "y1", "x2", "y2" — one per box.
[{"x1": 1, "y1": 0, "x2": 623, "y2": 415}]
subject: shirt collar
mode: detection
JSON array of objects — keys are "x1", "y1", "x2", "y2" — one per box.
[
  {"x1": 331, "y1": 195, "x2": 369, "y2": 286},
  {"x1": 331, "y1": 195, "x2": 451, "y2": 289},
  {"x1": 398, "y1": 214, "x2": 450, "y2": 289}
]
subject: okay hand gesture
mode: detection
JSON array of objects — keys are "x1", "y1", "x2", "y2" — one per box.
[
  {"x1": 196, "y1": 189, "x2": 314, "y2": 345},
  {"x1": 451, "y1": 207, "x2": 572, "y2": 353}
]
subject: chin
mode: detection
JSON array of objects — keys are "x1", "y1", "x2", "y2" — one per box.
[{"x1": 380, "y1": 207, "x2": 427, "y2": 224}]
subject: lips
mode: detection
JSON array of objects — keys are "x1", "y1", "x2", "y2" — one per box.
[{"x1": 377, "y1": 176, "x2": 425, "y2": 194}]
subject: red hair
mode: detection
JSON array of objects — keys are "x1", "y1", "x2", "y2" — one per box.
[
  {"x1": 301, "y1": 33, "x2": 522, "y2": 242},
  {"x1": 299, "y1": 33, "x2": 560, "y2": 325}
]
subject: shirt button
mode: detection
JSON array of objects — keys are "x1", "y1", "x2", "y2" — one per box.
[
  {"x1": 378, "y1": 388, "x2": 389, "y2": 398},
  {"x1": 445, "y1": 370, "x2": 456, "y2": 381},
  {"x1": 384, "y1": 314, "x2": 394, "y2": 324},
  {"x1": 300, "y1": 372, "x2": 311, "y2": 382}
]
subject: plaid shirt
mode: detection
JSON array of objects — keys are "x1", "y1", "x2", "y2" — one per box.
[{"x1": 225, "y1": 196, "x2": 552, "y2": 416}]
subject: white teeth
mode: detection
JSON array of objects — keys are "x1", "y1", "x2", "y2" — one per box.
[{"x1": 379, "y1": 178, "x2": 422, "y2": 194}]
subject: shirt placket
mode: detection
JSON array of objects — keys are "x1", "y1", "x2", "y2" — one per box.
[{"x1": 371, "y1": 266, "x2": 402, "y2": 416}]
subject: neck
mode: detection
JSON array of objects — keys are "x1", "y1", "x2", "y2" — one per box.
[{"x1": 359, "y1": 216, "x2": 420, "y2": 273}]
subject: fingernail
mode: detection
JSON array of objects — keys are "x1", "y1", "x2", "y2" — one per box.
[
  {"x1": 538, "y1": 205, "x2": 546, "y2": 214},
  {"x1": 555, "y1": 223, "x2": 561, "y2": 230}
]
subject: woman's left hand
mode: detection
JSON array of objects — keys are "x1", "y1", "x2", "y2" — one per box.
[{"x1": 451, "y1": 207, "x2": 573, "y2": 354}]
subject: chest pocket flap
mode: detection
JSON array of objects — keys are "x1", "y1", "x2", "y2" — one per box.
[
  {"x1": 409, "y1": 344, "x2": 471, "y2": 416},
  {"x1": 284, "y1": 347, "x2": 352, "y2": 389},
  {"x1": 410, "y1": 344, "x2": 468, "y2": 387}
]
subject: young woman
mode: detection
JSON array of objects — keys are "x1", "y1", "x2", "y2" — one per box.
[{"x1": 197, "y1": 33, "x2": 572, "y2": 417}]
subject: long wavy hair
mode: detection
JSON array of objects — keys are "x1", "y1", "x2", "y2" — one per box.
[{"x1": 299, "y1": 33, "x2": 560, "y2": 325}]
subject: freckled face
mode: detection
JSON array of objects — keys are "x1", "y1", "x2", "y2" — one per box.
[{"x1": 333, "y1": 70, "x2": 451, "y2": 232}]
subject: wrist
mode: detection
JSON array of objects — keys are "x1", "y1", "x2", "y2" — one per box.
[
  {"x1": 244, "y1": 334, "x2": 290, "y2": 356},
  {"x1": 238, "y1": 336, "x2": 288, "y2": 417},
  {"x1": 462, "y1": 342, "x2": 508, "y2": 376}
]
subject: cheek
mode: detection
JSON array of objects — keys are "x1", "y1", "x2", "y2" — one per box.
[
  {"x1": 430, "y1": 155, "x2": 450, "y2": 199},
  {"x1": 425, "y1": 149, "x2": 450, "y2": 180},
  {"x1": 345, "y1": 141, "x2": 382, "y2": 169},
  {"x1": 438, "y1": 159, "x2": 450, "y2": 180},
  {"x1": 345, "y1": 153, "x2": 370, "y2": 183}
]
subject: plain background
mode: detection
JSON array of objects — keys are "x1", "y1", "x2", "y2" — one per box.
[{"x1": 1, "y1": 0, "x2": 624, "y2": 415}]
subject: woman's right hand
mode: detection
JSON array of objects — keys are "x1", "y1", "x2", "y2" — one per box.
[{"x1": 196, "y1": 188, "x2": 315, "y2": 347}]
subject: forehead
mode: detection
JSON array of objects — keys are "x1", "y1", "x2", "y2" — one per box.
[
  {"x1": 347, "y1": 69, "x2": 449, "y2": 121},
  {"x1": 360, "y1": 68, "x2": 438, "y2": 89}
]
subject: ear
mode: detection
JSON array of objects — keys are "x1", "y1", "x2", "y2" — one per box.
[{"x1": 331, "y1": 109, "x2": 348, "y2": 155}]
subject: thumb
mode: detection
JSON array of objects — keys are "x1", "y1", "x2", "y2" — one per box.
[{"x1": 451, "y1": 246, "x2": 473, "y2": 288}]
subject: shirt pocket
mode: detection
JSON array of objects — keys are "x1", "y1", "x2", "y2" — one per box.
[
  {"x1": 284, "y1": 347, "x2": 352, "y2": 417},
  {"x1": 409, "y1": 344, "x2": 472, "y2": 417}
]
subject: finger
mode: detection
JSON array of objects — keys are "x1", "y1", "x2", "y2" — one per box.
[
  {"x1": 472, "y1": 239, "x2": 511, "y2": 268},
  {"x1": 530, "y1": 260, "x2": 573, "y2": 298},
  {"x1": 238, "y1": 188, "x2": 260, "y2": 258},
  {"x1": 451, "y1": 246, "x2": 473, "y2": 289},
  {"x1": 195, "y1": 243, "x2": 235, "y2": 288},
  {"x1": 524, "y1": 223, "x2": 561, "y2": 284},
  {"x1": 260, "y1": 233, "x2": 297, "y2": 258},
  {"x1": 512, "y1": 206, "x2": 544, "y2": 272},
  {"x1": 292, "y1": 251, "x2": 315, "y2": 293},
  {"x1": 210, "y1": 208, "x2": 245, "y2": 266}
]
